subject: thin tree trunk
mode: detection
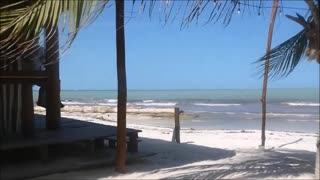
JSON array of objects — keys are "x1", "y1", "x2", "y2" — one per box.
[
  {"x1": 115, "y1": 0, "x2": 127, "y2": 173},
  {"x1": 316, "y1": 137, "x2": 319, "y2": 179},
  {"x1": 261, "y1": 0, "x2": 278, "y2": 147},
  {"x1": 304, "y1": 2, "x2": 320, "y2": 178}
]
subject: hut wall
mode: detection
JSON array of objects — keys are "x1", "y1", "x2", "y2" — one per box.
[{"x1": 0, "y1": 61, "x2": 23, "y2": 140}]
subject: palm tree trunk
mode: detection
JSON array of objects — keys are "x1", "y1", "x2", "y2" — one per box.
[
  {"x1": 115, "y1": 0, "x2": 127, "y2": 173},
  {"x1": 304, "y1": 2, "x2": 320, "y2": 177},
  {"x1": 260, "y1": 0, "x2": 278, "y2": 147},
  {"x1": 316, "y1": 137, "x2": 320, "y2": 179}
]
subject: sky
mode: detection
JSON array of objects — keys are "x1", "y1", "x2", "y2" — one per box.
[{"x1": 59, "y1": 1, "x2": 319, "y2": 90}]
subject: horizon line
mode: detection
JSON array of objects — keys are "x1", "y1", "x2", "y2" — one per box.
[{"x1": 33, "y1": 87, "x2": 319, "y2": 91}]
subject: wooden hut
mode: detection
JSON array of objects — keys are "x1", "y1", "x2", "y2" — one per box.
[
  {"x1": 0, "y1": 0, "x2": 133, "y2": 175},
  {"x1": 0, "y1": 27, "x2": 61, "y2": 140},
  {"x1": 0, "y1": 26, "x2": 140, "y2": 164}
]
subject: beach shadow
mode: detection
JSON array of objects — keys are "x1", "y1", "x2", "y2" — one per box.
[
  {"x1": 136, "y1": 136, "x2": 236, "y2": 167},
  {"x1": 34, "y1": 137, "x2": 235, "y2": 179},
  {"x1": 29, "y1": 116, "x2": 316, "y2": 179},
  {"x1": 33, "y1": 136, "x2": 316, "y2": 180},
  {"x1": 162, "y1": 149, "x2": 315, "y2": 179},
  {"x1": 277, "y1": 138, "x2": 303, "y2": 148}
]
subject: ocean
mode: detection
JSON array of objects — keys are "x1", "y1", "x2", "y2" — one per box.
[{"x1": 33, "y1": 88, "x2": 319, "y2": 133}]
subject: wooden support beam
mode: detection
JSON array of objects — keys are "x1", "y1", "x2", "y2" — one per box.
[
  {"x1": 316, "y1": 137, "x2": 320, "y2": 179},
  {"x1": 86, "y1": 140, "x2": 95, "y2": 155},
  {"x1": 39, "y1": 145, "x2": 49, "y2": 163},
  {"x1": 21, "y1": 84, "x2": 34, "y2": 137},
  {"x1": 127, "y1": 133, "x2": 138, "y2": 153},
  {"x1": 45, "y1": 27, "x2": 61, "y2": 130},
  {"x1": 0, "y1": 71, "x2": 49, "y2": 77},
  {"x1": 94, "y1": 138, "x2": 105, "y2": 149},
  {"x1": 0, "y1": 71, "x2": 48, "y2": 84}
]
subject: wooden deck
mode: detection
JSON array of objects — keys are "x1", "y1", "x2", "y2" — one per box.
[{"x1": 0, "y1": 115, "x2": 141, "y2": 152}]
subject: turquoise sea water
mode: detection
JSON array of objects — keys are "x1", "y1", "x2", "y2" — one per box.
[
  {"x1": 33, "y1": 88, "x2": 319, "y2": 133},
  {"x1": 34, "y1": 88, "x2": 319, "y2": 101}
]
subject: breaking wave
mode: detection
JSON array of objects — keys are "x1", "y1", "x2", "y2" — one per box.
[
  {"x1": 134, "y1": 102, "x2": 177, "y2": 107},
  {"x1": 282, "y1": 102, "x2": 320, "y2": 107},
  {"x1": 194, "y1": 103, "x2": 241, "y2": 107}
]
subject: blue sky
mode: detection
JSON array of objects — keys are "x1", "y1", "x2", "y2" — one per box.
[{"x1": 59, "y1": 1, "x2": 319, "y2": 90}]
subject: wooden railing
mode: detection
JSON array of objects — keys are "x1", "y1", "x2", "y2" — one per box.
[{"x1": 0, "y1": 71, "x2": 49, "y2": 83}]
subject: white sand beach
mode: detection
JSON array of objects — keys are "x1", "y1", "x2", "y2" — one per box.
[{"x1": 34, "y1": 110, "x2": 319, "y2": 180}]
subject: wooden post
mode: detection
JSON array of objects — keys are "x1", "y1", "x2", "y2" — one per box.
[
  {"x1": 94, "y1": 138, "x2": 105, "y2": 149},
  {"x1": 127, "y1": 133, "x2": 138, "y2": 153},
  {"x1": 316, "y1": 137, "x2": 320, "y2": 179},
  {"x1": 260, "y1": 0, "x2": 278, "y2": 148},
  {"x1": 39, "y1": 145, "x2": 49, "y2": 163},
  {"x1": 115, "y1": 0, "x2": 127, "y2": 173},
  {"x1": 45, "y1": 27, "x2": 61, "y2": 130},
  {"x1": 21, "y1": 83, "x2": 34, "y2": 137},
  {"x1": 174, "y1": 107, "x2": 181, "y2": 143}
]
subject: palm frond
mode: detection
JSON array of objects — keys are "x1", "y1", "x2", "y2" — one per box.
[
  {"x1": 0, "y1": 0, "x2": 109, "y2": 68},
  {"x1": 1, "y1": 0, "x2": 108, "y2": 41},
  {"x1": 133, "y1": 0, "x2": 266, "y2": 29},
  {"x1": 255, "y1": 29, "x2": 308, "y2": 80}
]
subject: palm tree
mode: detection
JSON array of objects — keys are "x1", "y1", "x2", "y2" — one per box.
[
  {"x1": 256, "y1": 5, "x2": 319, "y2": 79},
  {"x1": 0, "y1": 0, "x2": 113, "y2": 166},
  {"x1": 0, "y1": 0, "x2": 265, "y2": 172},
  {"x1": 1, "y1": 0, "x2": 319, "y2": 175},
  {"x1": 115, "y1": 0, "x2": 127, "y2": 173},
  {"x1": 255, "y1": 1, "x2": 319, "y2": 178},
  {"x1": 260, "y1": 0, "x2": 279, "y2": 148}
]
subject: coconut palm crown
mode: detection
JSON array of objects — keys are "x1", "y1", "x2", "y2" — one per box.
[{"x1": 256, "y1": 1, "x2": 319, "y2": 79}]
